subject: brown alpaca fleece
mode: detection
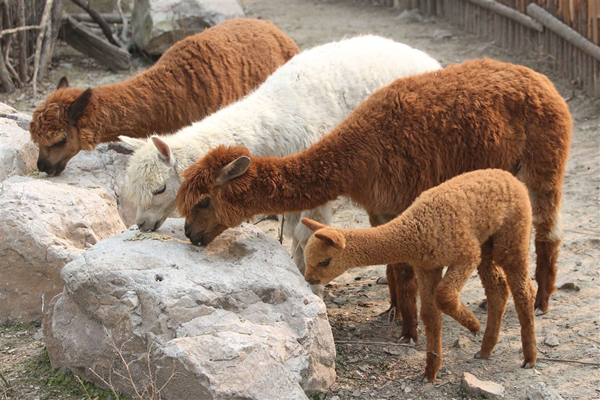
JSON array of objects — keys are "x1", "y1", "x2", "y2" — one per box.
[
  {"x1": 30, "y1": 19, "x2": 299, "y2": 176},
  {"x1": 302, "y1": 169, "x2": 537, "y2": 382},
  {"x1": 176, "y1": 58, "x2": 571, "y2": 341}
]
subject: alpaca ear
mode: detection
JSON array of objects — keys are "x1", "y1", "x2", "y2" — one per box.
[
  {"x1": 301, "y1": 218, "x2": 328, "y2": 232},
  {"x1": 315, "y1": 230, "x2": 346, "y2": 250},
  {"x1": 67, "y1": 88, "x2": 92, "y2": 126},
  {"x1": 216, "y1": 156, "x2": 250, "y2": 185},
  {"x1": 119, "y1": 136, "x2": 147, "y2": 150},
  {"x1": 151, "y1": 136, "x2": 173, "y2": 165},
  {"x1": 57, "y1": 76, "x2": 69, "y2": 90}
]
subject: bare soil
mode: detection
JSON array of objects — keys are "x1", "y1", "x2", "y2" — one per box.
[{"x1": 1, "y1": 1, "x2": 599, "y2": 399}]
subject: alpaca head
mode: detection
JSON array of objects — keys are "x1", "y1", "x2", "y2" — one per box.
[
  {"x1": 177, "y1": 145, "x2": 255, "y2": 246},
  {"x1": 302, "y1": 218, "x2": 350, "y2": 285},
  {"x1": 121, "y1": 135, "x2": 183, "y2": 232},
  {"x1": 30, "y1": 77, "x2": 95, "y2": 176}
]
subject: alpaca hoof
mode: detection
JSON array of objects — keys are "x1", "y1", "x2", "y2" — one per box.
[
  {"x1": 474, "y1": 351, "x2": 490, "y2": 360},
  {"x1": 399, "y1": 335, "x2": 417, "y2": 345},
  {"x1": 534, "y1": 308, "x2": 546, "y2": 317},
  {"x1": 521, "y1": 361, "x2": 535, "y2": 369},
  {"x1": 422, "y1": 376, "x2": 433, "y2": 384}
]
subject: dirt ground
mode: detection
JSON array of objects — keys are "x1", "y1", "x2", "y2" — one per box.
[{"x1": 1, "y1": 1, "x2": 599, "y2": 399}]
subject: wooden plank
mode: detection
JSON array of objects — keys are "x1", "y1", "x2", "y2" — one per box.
[
  {"x1": 63, "y1": 15, "x2": 130, "y2": 70},
  {"x1": 528, "y1": 3, "x2": 600, "y2": 61},
  {"x1": 467, "y1": 0, "x2": 543, "y2": 31}
]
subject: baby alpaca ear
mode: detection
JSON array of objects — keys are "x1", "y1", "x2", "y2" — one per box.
[
  {"x1": 151, "y1": 136, "x2": 173, "y2": 165},
  {"x1": 216, "y1": 156, "x2": 250, "y2": 185},
  {"x1": 301, "y1": 218, "x2": 328, "y2": 232},
  {"x1": 119, "y1": 136, "x2": 147, "y2": 150},
  {"x1": 315, "y1": 229, "x2": 346, "y2": 250}
]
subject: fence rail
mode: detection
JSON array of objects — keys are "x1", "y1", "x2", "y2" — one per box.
[{"x1": 381, "y1": 0, "x2": 600, "y2": 97}]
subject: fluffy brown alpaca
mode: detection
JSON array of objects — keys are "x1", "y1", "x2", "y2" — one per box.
[
  {"x1": 176, "y1": 58, "x2": 571, "y2": 343},
  {"x1": 301, "y1": 169, "x2": 537, "y2": 383},
  {"x1": 29, "y1": 19, "x2": 299, "y2": 176}
]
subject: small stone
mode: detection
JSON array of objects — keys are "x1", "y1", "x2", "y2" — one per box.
[
  {"x1": 352, "y1": 389, "x2": 362, "y2": 397},
  {"x1": 330, "y1": 396, "x2": 340, "y2": 400},
  {"x1": 433, "y1": 29, "x2": 454, "y2": 41},
  {"x1": 461, "y1": 372, "x2": 505, "y2": 398},
  {"x1": 526, "y1": 382, "x2": 565, "y2": 400},
  {"x1": 358, "y1": 302, "x2": 373, "y2": 308},
  {"x1": 332, "y1": 297, "x2": 347, "y2": 306},
  {"x1": 396, "y1": 9, "x2": 423, "y2": 23},
  {"x1": 544, "y1": 335, "x2": 560, "y2": 347},
  {"x1": 454, "y1": 335, "x2": 472, "y2": 348},
  {"x1": 558, "y1": 282, "x2": 580, "y2": 291},
  {"x1": 404, "y1": 386, "x2": 412, "y2": 393},
  {"x1": 358, "y1": 366, "x2": 366, "y2": 372}
]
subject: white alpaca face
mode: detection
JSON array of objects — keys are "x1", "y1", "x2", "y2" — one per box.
[
  {"x1": 121, "y1": 136, "x2": 182, "y2": 232},
  {"x1": 135, "y1": 168, "x2": 181, "y2": 231}
]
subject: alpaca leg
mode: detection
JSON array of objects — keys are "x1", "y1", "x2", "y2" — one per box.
[
  {"x1": 435, "y1": 259, "x2": 481, "y2": 335},
  {"x1": 523, "y1": 176, "x2": 565, "y2": 315},
  {"x1": 494, "y1": 233, "x2": 537, "y2": 367},
  {"x1": 416, "y1": 267, "x2": 443, "y2": 382},
  {"x1": 393, "y1": 263, "x2": 419, "y2": 344},
  {"x1": 476, "y1": 240, "x2": 509, "y2": 359}
]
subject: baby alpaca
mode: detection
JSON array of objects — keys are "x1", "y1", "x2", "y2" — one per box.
[
  {"x1": 302, "y1": 169, "x2": 537, "y2": 382},
  {"x1": 29, "y1": 19, "x2": 298, "y2": 176}
]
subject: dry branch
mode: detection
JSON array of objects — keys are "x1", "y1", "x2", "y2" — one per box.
[
  {"x1": 69, "y1": 12, "x2": 126, "y2": 24},
  {"x1": 527, "y1": 3, "x2": 600, "y2": 62},
  {"x1": 0, "y1": 25, "x2": 43, "y2": 38},
  {"x1": 32, "y1": 0, "x2": 54, "y2": 96},
  {"x1": 38, "y1": 0, "x2": 64, "y2": 81},
  {"x1": 63, "y1": 16, "x2": 130, "y2": 70},
  {"x1": 15, "y1": 0, "x2": 27, "y2": 81},
  {"x1": 468, "y1": 0, "x2": 543, "y2": 32},
  {"x1": 70, "y1": 0, "x2": 119, "y2": 47}
]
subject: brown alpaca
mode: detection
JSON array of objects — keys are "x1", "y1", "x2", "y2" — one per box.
[
  {"x1": 176, "y1": 58, "x2": 571, "y2": 343},
  {"x1": 301, "y1": 169, "x2": 537, "y2": 383},
  {"x1": 29, "y1": 19, "x2": 299, "y2": 176}
]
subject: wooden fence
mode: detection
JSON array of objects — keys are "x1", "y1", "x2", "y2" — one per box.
[{"x1": 384, "y1": 0, "x2": 600, "y2": 97}]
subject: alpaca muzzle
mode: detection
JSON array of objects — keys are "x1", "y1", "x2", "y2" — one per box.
[{"x1": 306, "y1": 276, "x2": 320, "y2": 285}]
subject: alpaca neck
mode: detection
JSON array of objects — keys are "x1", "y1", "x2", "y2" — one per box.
[
  {"x1": 242, "y1": 142, "x2": 355, "y2": 216},
  {"x1": 342, "y1": 217, "x2": 422, "y2": 268}
]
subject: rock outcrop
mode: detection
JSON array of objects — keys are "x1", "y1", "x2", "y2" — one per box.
[
  {"x1": 0, "y1": 176, "x2": 125, "y2": 323},
  {"x1": 44, "y1": 221, "x2": 336, "y2": 399}
]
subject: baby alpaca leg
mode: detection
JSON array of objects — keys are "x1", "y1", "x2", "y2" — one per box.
[
  {"x1": 416, "y1": 267, "x2": 443, "y2": 382},
  {"x1": 495, "y1": 242, "x2": 537, "y2": 367},
  {"x1": 477, "y1": 240, "x2": 509, "y2": 359},
  {"x1": 435, "y1": 261, "x2": 481, "y2": 335}
]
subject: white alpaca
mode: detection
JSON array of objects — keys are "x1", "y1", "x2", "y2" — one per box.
[{"x1": 121, "y1": 35, "x2": 440, "y2": 277}]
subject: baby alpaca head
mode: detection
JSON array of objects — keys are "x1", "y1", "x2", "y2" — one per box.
[
  {"x1": 176, "y1": 145, "x2": 256, "y2": 246},
  {"x1": 30, "y1": 77, "x2": 95, "y2": 176},
  {"x1": 302, "y1": 218, "x2": 351, "y2": 286}
]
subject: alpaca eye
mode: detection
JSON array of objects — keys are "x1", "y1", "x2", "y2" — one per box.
[
  {"x1": 318, "y1": 259, "x2": 331, "y2": 267},
  {"x1": 52, "y1": 134, "x2": 67, "y2": 147},
  {"x1": 196, "y1": 197, "x2": 211, "y2": 209},
  {"x1": 152, "y1": 185, "x2": 166, "y2": 195}
]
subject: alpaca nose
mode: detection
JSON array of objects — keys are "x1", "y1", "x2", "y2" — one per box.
[
  {"x1": 37, "y1": 159, "x2": 49, "y2": 173},
  {"x1": 306, "y1": 277, "x2": 320, "y2": 285}
]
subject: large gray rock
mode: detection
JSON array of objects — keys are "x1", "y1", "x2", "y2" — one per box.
[
  {"x1": 0, "y1": 103, "x2": 36, "y2": 181},
  {"x1": 43, "y1": 221, "x2": 336, "y2": 399},
  {"x1": 55, "y1": 142, "x2": 137, "y2": 225},
  {"x1": 0, "y1": 176, "x2": 126, "y2": 323},
  {"x1": 132, "y1": 0, "x2": 245, "y2": 55}
]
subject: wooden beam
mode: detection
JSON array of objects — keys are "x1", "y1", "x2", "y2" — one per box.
[
  {"x1": 528, "y1": 3, "x2": 600, "y2": 62},
  {"x1": 63, "y1": 16, "x2": 130, "y2": 71},
  {"x1": 467, "y1": 0, "x2": 543, "y2": 32}
]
